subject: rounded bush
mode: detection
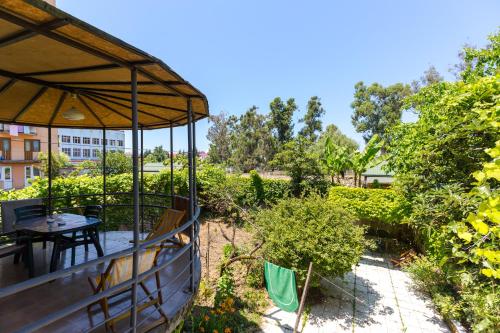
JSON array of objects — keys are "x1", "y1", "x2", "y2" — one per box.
[{"x1": 256, "y1": 194, "x2": 367, "y2": 284}]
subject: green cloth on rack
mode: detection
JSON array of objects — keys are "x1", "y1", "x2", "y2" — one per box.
[{"x1": 264, "y1": 261, "x2": 299, "y2": 312}]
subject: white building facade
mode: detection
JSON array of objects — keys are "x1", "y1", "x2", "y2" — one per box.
[{"x1": 58, "y1": 129, "x2": 125, "y2": 163}]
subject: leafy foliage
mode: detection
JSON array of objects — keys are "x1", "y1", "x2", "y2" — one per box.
[
  {"x1": 256, "y1": 195, "x2": 367, "y2": 285},
  {"x1": 269, "y1": 97, "x2": 297, "y2": 145},
  {"x1": 143, "y1": 145, "x2": 169, "y2": 163},
  {"x1": 328, "y1": 187, "x2": 409, "y2": 225},
  {"x1": 38, "y1": 152, "x2": 70, "y2": 177},
  {"x1": 272, "y1": 137, "x2": 327, "y2": 195},
  {"x1": 207, "y1": 112, "x2": 235, "y2": 165},
  {"x1": 349, "y1": 134, "x2": 384, "y2": 187},
  {"x1": 299, "y1": 96, "x2": 325, "y2": 142},
  {"x1": 385, "y1": 32, "x2": 500, "y2": 332},
  {"x1": 228, "y1": 106, "x2": 275, "y2": 172},
  {"x1": 351, "y1": 81, "x2": 411, "y2": 143}
]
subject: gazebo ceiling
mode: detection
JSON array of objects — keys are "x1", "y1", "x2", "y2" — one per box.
[{"x1": 0, "y1": 0, "x2": 208, "y2": 129}]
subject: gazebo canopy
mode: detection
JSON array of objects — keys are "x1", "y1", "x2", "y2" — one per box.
[{"x1": 0, "y1": 0, "x2": 208, "y2": 129}]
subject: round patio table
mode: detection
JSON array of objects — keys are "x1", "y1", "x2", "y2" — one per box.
[{"x1": 14, "y1": 213, "x2": 104, "y2": 273}]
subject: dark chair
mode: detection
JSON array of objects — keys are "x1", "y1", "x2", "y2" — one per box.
[
  {"x1": 14, "y1": 204, "x2": 48, "y2": 249},
  {"x1": 69, "y1": 205, "x2": 102, "y2": 265},
  {"x1": 0, "y1": 232, "x2": 34, "y2": 277},
  {"x1": 14, "y1": 204, "x2": 47, "y2": 221}
]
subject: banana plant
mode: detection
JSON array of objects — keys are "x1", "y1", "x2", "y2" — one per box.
[
  {"x1": 350, "y1": 134, "x2": 385, "y2": 187},
  {"x1": 323, "y1": 137, "x2": 352, "y2": 184}
]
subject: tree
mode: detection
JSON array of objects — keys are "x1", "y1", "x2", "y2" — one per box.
[
  {"x1": 411, "y1": 65, "x2": 444, "y2": 91},
  {"x1": 229, "y1": 106, "x2": 275, "y2": 172},
  {"x1": 272, "y1": 137, "x2": 324, "y2": 195},
  {"x1": 316, "y1": 124, "x2": 358, "y2": 154},
  {"x1": 93, "y1": 151, "x2": 132, "y2": 176},
  {"x1": 144, "y1": 145, "x2": 168, "y2": 163},
  {"x1": 207, "y1": 112, "x2": 235, "y2": 165},
  {"x1": 350, "y1": 134, "x2": 384, "y2": 187},
  {"x1": 38, "y1": 152, "x2": 70, "y2": 177},
  {"x1": 351, "y1": 82, "x2": 411, "y2": 143},
  {"x1": 299, "y1": 96, "x2": 325, "y2": 142},
  {"x1": 269, "y1": 97, "x2": 297, "y2": 145}
]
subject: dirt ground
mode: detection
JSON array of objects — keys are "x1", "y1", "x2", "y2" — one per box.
[{"x1": 198, "y1": 216, "x2": 255, "y2": 282}]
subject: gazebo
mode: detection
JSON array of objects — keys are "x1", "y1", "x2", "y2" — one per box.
[{"x1": 0, "y1": 0, "x2": 207, "y2": 332}]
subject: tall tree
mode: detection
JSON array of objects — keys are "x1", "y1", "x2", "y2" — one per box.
[
  {"x1": 144, "y1": 145, "x2": 168, "y2": 163},
  {"x1": 272, "y1": 136, "x2": 324, "y2": 195},
  {"x1": 207, "y1": 112, "x2": 235, "y2": 164},
  {"x1": 351, "y1": 82, "x2": 411, "y2": 143},
  {"x1": 299, "y1": 96, "x2": 325, "y2": 142},
  {"x1": 412, "y1": 65, "x2": 444, "y2": 91},
  {"x1": 316, "y1": 124, "x2": 358, "y2": 154},
  {"x1": 229, "y1": 106, "x2": 274, "y2": 172},
  {"x1": 269, "y1": 97, "x2": 297, "y2": 145}
]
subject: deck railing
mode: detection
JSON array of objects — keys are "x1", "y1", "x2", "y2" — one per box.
[{"x1": 0, "y1": 194, "x2": 200, "y2": 333}]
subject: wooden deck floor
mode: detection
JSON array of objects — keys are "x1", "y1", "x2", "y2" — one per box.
[{"x1": 0, "y1": 231, "x2": 200, "y2": 333}]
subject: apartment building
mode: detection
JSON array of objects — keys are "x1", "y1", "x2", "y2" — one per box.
[
  {"x1": 58, "y1": 129, "x2": 125, "y2": 163},
  {"x1": 0, "y1": 124, "x2": 58, "y2": 190}
]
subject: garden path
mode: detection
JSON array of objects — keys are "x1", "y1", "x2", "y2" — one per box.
[{"x1": 261, "y1": 252, "x2": 450, "y2": 333}]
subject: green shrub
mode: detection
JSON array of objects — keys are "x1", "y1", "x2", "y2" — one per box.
[
  {"x1": 0, "y1": 167, "x2": 292, "y2": 228},
  {"x1": 328, "y1": 187, "x2": 409, "y2": 224},
  {"x1": 404, "y1": 256, "x2": 500, "y2": 332},
  {"x1": 256, "y1": 194, "x2": 368, "y2": 284}
]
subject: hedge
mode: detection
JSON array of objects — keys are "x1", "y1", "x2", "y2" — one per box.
[
  {"x1": 328, "y1": 186, "x2": 409, "y2": 225},
  {"x1": 0, "y1": 165, "x2": 291, "y2": 230}
]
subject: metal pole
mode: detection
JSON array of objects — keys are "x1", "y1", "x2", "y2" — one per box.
[
  {"x1": 47, "y1": 126, "x2": 52, "y2": 215},
  {"x1": 102, "y1": 128, "x2": 106, "y2": 232},
  {"x1": 187, "y1": 98, "x2": 195, "y2": 292},
  {"x1": 140, "y1": 127, "x2": 144, "y2": 234},
  {"x1": 294, "y1": 262, "x2": 313, "y2": 333},
  {"x1": 192, "y1": 121, "x2": 197, "y2": 209},
  {"x1": 169, "y1": 124, "x2": 174, "y2": 207},
  {"x1": 130, "y1": 67, "x2": 140, "y2": 331}
]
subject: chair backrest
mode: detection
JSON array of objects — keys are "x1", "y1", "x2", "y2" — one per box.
[
  {"x1": 84, "y1": 205, "x2": 102, "y2": 219},
  {"x1": 146, "y1": 208, "x2": 186, "y2": 241},
  {"x1": 14, "y1": 204, "x2": 47, "y2": 222},
  {"x1": 1, "y1": 198, "x2": 43, "y2": 232},
  {"x1": 172, "y1": 196, "x2": 189, "y2": 223},
  {"x1": 102, "y1": 248, "x2": 158, "y2": 289}
]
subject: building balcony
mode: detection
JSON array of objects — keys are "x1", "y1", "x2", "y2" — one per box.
[{"x1": 0, "y1": 151, "x2": 41, "y2": 163}]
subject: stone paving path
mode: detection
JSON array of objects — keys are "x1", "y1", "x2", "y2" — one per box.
[{"x1": 261, "y1": 252, "x2": 450, "y2": 333}]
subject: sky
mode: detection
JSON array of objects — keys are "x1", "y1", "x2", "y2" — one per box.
[{"x1": 58, "y1": 0, "x2": 500, "y2": 152}]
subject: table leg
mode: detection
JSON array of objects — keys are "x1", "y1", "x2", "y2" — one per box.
[
  {"x1": 90, "y1": 227, "x2": 104, "y2": 257},
  {"x1": 27, "y1": 239, "x2": 34, "y2": 278},
  {"x1": 50, "y1": 236, "x2": 60, "y2": 273}
]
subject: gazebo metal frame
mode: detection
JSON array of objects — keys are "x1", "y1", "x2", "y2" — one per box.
[{"x1": 0, "y1": 1, "x2": 207, "y2": 332}]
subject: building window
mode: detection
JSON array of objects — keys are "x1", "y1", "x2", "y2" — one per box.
[
  {"x1": 62, "y1": 147, "x2": 71, "y2": 156},
  {"x1": 83, "y1": 149, "x2": 91, "y2": 158},
  {"x1": 73, "y1": 136, "x2": 81, "y2": 144},
  {"x1": 73, "y1": 148, "x2": 81, "y2": 157},
  {"x1": 110, "y1": 140, "x2": 116, "y2": 146},
  {"x1": 24, "y1": 140, "x2": 40, "y2": 160},
  {"x1": 92, "y1": 138, "x2": 100, "y2": 145},
  {"x1": 92, "y1": 149, "x2": 99, "y2": 158},
  {"x1": 118, "y1": 140, "x2": 124, "y2": 147},
  {"x1": 61, "y1": 135, "x2": 71, "y2": 143},
  {"x1": 33, "y1": 167, "x2": 41, "y2": 177},
  {"x1": 83, "y1": 137, "x2": 90, "y2": 145},
  {"x1": 0, "y1": 138, "x2": 11, "y2": 160}
]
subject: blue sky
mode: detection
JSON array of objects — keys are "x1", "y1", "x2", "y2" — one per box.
[{"x1": 58, "y1": 0, "x2": 499, "y2": 152}]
